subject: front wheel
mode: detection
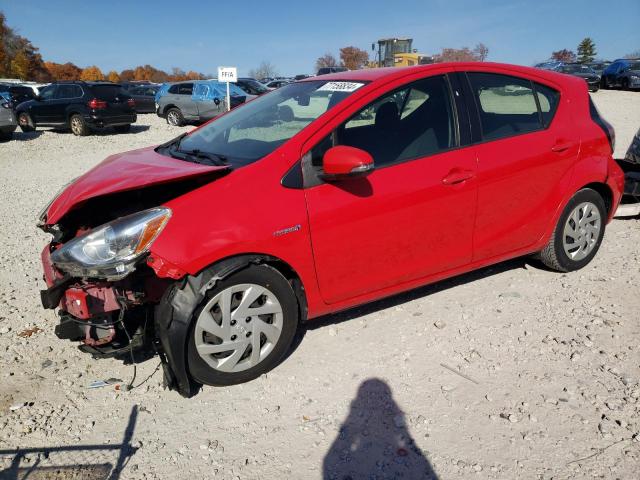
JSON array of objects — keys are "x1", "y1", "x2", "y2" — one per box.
[
  {"x1": 622, "y1": 78, "x2": 630, "y2": 91},
  {"x1": 539, "y1": 189, "x2": 607, "y2": 272},
  {"x1": 187, "y1": 264, "x2": 299, "y2": 386},
  {"x1": 17, "y1": 112, "x2": 35, "y2": 132}
]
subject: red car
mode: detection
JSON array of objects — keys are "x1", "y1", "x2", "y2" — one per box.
[{"x1": 38, "y1": 63, "x2": 623, "y2": 396}]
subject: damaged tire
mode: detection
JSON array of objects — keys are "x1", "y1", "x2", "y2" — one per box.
[
  {"x1": 539, "y1": 188, "x2": 606, "y2": 272},
  {"x1": 186, "y1": 264, "x2": 299, "y2": 387}
]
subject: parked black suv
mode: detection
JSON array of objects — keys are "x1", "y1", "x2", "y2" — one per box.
[{"x1": 16, "y1": 81, "x2": 137, "y2": 136}]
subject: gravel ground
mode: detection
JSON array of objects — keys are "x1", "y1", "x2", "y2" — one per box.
[{"x1": 0, "y1": 90, "x2": 639, "y2": 479}]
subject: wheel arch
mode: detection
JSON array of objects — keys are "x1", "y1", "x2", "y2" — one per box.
[
  {"x1": 581, "y1": 181, "x2": 613, "y2": 216},
  {"x1": 163, "y1": 104, "x2": 179, "y2": 115},
  {"x1": 154, "y1": 253, "x2": 308, "y2": 398}
]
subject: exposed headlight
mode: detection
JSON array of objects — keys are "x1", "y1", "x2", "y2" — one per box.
[
  {"x1": 51, "y1": 207, "x2": 171, "y2": 280},
  {"x1": 630, "y1": 75, "x2": 639, "y2": 81}
]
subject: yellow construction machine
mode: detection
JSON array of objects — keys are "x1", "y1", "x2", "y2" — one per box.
[{"x1": 368, "y1": 38, "x2": 433, "y2": 68}]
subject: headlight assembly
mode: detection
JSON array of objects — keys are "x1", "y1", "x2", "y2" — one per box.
[{"x1": 51, "y1": 207, "x2": 171, "y2": 280}]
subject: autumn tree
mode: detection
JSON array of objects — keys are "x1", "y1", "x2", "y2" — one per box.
[
  {"x1": 120, "y1": 69, "x2": 135, "y2": 81},
  {"x1": 247, "y1": 61, "x2": 278, "y2": 80},
  {"x1": 315, "y1": 53, "x2": 339, "y2": 71},
  {"x1": 433, "y1": 43, "x2": 489, "y2": 63},
  {"x1": 107, "y1": 70, "x2": 120, "y2": 83},
  {"x1": 0, "y1": 13, "x2": 8, "y2": 77},
  {"x1": 9, "y1": 48, "x2": 29, "y2": 79},
  {"x1": 577, "y1": 38, "x2": 596, "y2": 63},
  {"x1": 551, "y1": 49, "x2": 576, "y2": 63},
  {"x1": 80, "y1": 65, "x2": 104, "y2": 81},
  {"x1": 45, "y1": 62, "x2": 81, "y2": 80},
  {"x1": 339, "y1": 46, "x2": 369, "y2": 70}
]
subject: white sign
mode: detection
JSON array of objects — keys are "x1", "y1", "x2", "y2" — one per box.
[
  {"x1": 217, "y1": 67, "x2": 237, "y2": 83},
  {"x1": 318, "y1": 81, "x2": 364, "y2": 92}
]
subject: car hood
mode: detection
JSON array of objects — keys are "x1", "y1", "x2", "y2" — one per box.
[{"x1": 44, "y1": 146, "x2": 228, "y2": 225}]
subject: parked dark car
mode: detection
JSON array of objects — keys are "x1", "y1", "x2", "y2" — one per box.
[
  {"x1": 317, "y1": 66, "x2": 348, "y2": 75},
  {"x1": 16, "y1": 82, "x2": 137, "y2": 136},
  {"x1": 586, "y1": 61, "x2": 611, "y2": 76},
  {"x1": 264, "y1": 79, "x2": 290, "y2": 90},
  {"x1": 236, "y1": 78, "x2": 269, "y2": 96},
  {"x1": 618, "y1": 128, "x2": 640, "y2": 200},
  {"x1": 0, "y1": 92, "x2": 17, "y2": 141},
  {"x1": 128, "y1": 84, "x2": 160, "y2": 113},
  {"x1": 120, "y1": 81, "x2": 156, "y2": 92},
  {"x1": 556, "y1": 63, "x2": 600, "y2": 92},
  {"x1": 0, "y1": 83, "x2": 37, "y2": 106},
  {"x1": 601, "y1": 58, "x2": 640, "y2": 90}
]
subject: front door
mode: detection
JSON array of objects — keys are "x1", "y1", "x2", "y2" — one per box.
[
  {"x1": 29, "y1": 84, "x2": 57, "y2": 124},
  {"x1": 193, "y1": 84, "x2": 223, "y2": 120},
  {"x1": 304, "y1": 75, "x2": 478, "y2": 304}
]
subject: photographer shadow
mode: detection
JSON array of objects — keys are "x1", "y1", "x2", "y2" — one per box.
[{"x1": 323, "y1": 378, "x2": 438, "y2": 480}]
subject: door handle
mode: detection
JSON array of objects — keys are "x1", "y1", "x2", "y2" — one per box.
[
  {"x1": 442, "y1": 169, "x2": 475, "y2": 185},
  {"x1": 551, "y1": 141, "x2": 574, "y2": 153}
]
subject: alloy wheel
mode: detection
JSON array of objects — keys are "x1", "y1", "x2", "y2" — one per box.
[
  {"x1": 167, "y1": 111, "x2": 179, "y2": 125},
  {"x1": 193, "y1": 283, "x2": 284, "y2": 373},
  {"x1": 562, "y1": 201, "x2": 601, "y2": 261},
  {"x1": 70, "y1": 116, "x2": 82, "y2": 135}
]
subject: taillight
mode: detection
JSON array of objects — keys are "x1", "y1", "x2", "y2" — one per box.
[
  {"x1": 88, "y1": 98, "x2": 107, "y2": 109},
  {"x1": 127, "y1": 98, "x2": 135, "y2": 108},
  {"x1": 589, "y1": 97, "x2": 615, "y2": 153}
]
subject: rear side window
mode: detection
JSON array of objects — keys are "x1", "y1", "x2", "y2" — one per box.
[
  {"x1": 533, "y1": 82, "x2": 560, "y2": 127},
  {"x1": 91, "y1": 85, "x2": 126, "y2": 100},
  {"x1": 467, "y1": 73, "x2": 541, "y2": 141},
  {"x1": 177, "y1": 83, "x2": 193, "y2": 95}
]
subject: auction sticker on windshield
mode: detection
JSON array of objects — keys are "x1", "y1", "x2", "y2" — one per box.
[{"x1": 318, "y1": 82, "x2": 364, "y2": 92}]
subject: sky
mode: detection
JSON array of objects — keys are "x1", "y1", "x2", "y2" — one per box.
[{"x1": 2, "y1": 0, "x2": 639, "y2": 76}]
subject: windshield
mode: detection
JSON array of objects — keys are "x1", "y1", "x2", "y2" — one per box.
[
  {"x1": 562, "y1": 65, "x2": 594, "y2": 74},
  {"x1": 167, "y1": 80, "x2": 366, "y2": 167}
]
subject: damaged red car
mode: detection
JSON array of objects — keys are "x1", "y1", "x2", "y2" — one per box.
[{"x1": 38, "y1": 63, "x2": 624, "y2": 397}]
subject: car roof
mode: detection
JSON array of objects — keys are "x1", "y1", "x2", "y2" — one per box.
[{"x1": 301, "y1": 62, "x2": 570, "y2": 84}]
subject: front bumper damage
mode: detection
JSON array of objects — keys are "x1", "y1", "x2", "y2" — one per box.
[{"x1": 40, "y1": 243, "x2": 199, "y2": 396}]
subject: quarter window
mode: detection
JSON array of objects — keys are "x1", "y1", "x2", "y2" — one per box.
[
  {"x1": 467, "y1": 73, "x2": 542, "y2": 141},
  {"x1": 313, "y1": 75, "x2": 456, "y2": 169}
]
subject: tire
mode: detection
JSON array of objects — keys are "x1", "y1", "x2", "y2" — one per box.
[
  {"x1": 622, "y1": 78, "x2": 630, "y2": 91},
  {"x1": 166, "y1": 108, "x2": 184, "y2": 126},
  {"x1": 17, "y1": 112, "x2": 35, "y2": 132},
  {"x1": 0, "y1": 130, "x2": 12, "y2": 141},
  {"x1": 69, "y1": 114, "x2": 89, "y2": 136},
  {"x1": 113, "y1": 124, "x2": 131, "y2": 133},
  {"x1": 539, "y1": 188, "x2": 607, "y2": 272},
  {"x1": 186, "y1": 264, "x2": 299, "y2": 386}
]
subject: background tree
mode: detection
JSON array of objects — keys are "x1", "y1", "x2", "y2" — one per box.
[
  {"x1": 9, "y1": 49, "x2": 29, "y2": 79},
  {"x1": 315, "y1": 53, "x2": 339, "y2": 72},
  {"x1": 0, "y1": 13, "x2": 8, "y2": 76},
  {"x1": 119, "y1": 69, "x2": 135, "y2": 81},
  {"x1": 0, "y1": 13, "x2": 49, "y2": 81},
  {"x1": 577, "y1": 38, "x2": 597, "y2": 63},
  {"x1": 79, "y1": 65, "x2": 104, "y2": 81},
  {"x1": 107, "y1": 70, "x2": 120, "y2": 83},
  {"x1": 433, "y1": 43, "x2": 489, "y2": 63},
  {"x1": 624, "y1": 49, "x2": 640, "y2": 59},
  {"x1": 551, "y1": 49, "x2": 576, "y2": 63},
  {"x1": 44, "y1": 62, "x2": 81, "y2": 80},
  {"x1": 248, "y1": 61, "x2": 278, "y2": 80},
  {"x1": 340, "y1": 46, "x2": 369, "y2": 70}
]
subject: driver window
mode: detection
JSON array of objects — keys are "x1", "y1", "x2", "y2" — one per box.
[{"x1": 309, "y1": 75, "x2": 456, "y2": 171}]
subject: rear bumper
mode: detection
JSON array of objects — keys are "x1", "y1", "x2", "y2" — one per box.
[{"x1": 85, "y1": 112, "x2": 137, "y2": 128}]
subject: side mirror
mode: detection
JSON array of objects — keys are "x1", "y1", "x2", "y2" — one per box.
[{"x1": 321, "y1": 146, "x2": 374, "y2": 180}]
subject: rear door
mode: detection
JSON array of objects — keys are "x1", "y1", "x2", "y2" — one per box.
[
  {"x1": 53, "y1": 84, "x2": 83, "y2": 123},
  {"x1": 174, "y1": 83, "x2": 195, "y2": 117},
  {"x1": 193, "y1": 83, "x2": 222, "y2": 120},
  {"x1": 304, "y1": 74, "x2": 478, "y2": 304},
  {"x1": 461, "y1": 70, "x2": 576, "y2": 260}
]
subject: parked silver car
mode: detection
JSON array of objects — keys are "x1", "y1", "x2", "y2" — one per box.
[
  {"x1": 0, "y1": 92, "x2": 17, "y2": 141},
  {"x1": 156, "y1": 80, "x2": 247, "y2": 126}
]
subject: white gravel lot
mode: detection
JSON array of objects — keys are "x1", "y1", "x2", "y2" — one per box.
[{"x1": 0, "y1": 90, "x2": 639, "y2": 479}]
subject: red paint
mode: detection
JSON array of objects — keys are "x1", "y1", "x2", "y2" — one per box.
[
  {"x1": 45, "y1": 146, "x2": 227, "y2": 225},
  {"x1": 63, "y1": 284, "x2": 120, "y2": 319},
  {"x1": 42, "y1": 63, "x2": 624, "y2": 323}
]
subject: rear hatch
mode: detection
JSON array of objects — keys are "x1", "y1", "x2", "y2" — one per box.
[{"x1": 90, "y1": 84, "x2": 134, "y2": 116}]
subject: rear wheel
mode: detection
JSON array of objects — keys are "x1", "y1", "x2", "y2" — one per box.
[
  {"x1": 113, "y1": 124, "x2": 131, "y2": 133},
  {"x1": 539, "y1": 189, "x2": 606, "y2": 272},
  {"x1": 187, "y1": 264, "x2": 299, "y2": 386},
  {"x1": 166, "y1": 108, "x2": 184, "y2": 126},
  {"x1": 17, "y1": 112, "x2": 35, "y2": 132},
  {"x1": 69, "y1": 114, "x2": 89, "y2": 136}
]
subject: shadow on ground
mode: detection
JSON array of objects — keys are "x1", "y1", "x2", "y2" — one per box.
[
  {"x1": 323, "y1": 378, "x2": 438, "y2": 480},
  {"x1": 0, "y1": 406, "x2": 138, "y2": 480}
]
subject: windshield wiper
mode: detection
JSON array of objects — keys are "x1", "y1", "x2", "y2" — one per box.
[{"x1": 175, "y1": 148, "x2": 228, "y2": 166}]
